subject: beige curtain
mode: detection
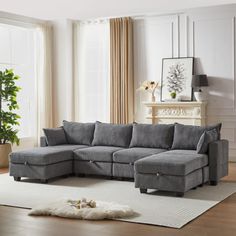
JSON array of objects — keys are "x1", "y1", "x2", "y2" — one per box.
[{"x1": 110, "y1": 17, "x2": 134, "y2": 124}]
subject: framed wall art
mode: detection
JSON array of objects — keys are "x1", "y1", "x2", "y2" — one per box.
[{"x1": 161, "y1": 57, "x2": 194, "y2": 101}]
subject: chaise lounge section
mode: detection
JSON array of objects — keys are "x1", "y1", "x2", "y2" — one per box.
[
  {"x1": 9, "y1": 121, "x2": 229, "y2": 196},
  {"x1": 10, "y1": 145, "x2": 88, "y2": 182},
  {"x1": 134, "y1": 124, "x2": 228, "y2": 196}
]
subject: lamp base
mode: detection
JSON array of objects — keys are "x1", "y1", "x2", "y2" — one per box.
[{"x1": 194, "y1": 91, "x2": 207, "y2": 101}]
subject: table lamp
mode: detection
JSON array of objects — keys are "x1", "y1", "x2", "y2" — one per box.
[{"x1": 191, "y1": 74, "x2": 208, "y2": 101}]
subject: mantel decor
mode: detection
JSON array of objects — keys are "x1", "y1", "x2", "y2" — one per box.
[
  {"x1": 192, "y1": 74, "x2": 209, "y2": 101},
  {"x1": 161, "y1": 57, "x2": 194, "y2": 101},
  {"x1": 137, "y1": 80, "x2": 160, "y2": 102},
  {"x1": 143, "y1": 101, "x2": 207, "y2": 125}
]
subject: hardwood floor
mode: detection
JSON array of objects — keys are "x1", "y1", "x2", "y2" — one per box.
[{"x1": 1, "y1": 164, "x2": 236, "y2": 236}]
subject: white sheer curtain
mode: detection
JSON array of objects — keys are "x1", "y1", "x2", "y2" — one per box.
[
  {"x1": 0, "y1": 19, "x2": 53, "y2": 149},
  {"x1": 36, "y1": 23, "x2": 53, "y2": 139},
  {"x1": 74, "y1": 20, "x2": 110, "y2": 122}
]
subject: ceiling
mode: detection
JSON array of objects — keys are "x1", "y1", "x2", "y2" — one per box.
[{"x1": 0, "y1": 0, "x2": 236, "y2": 20}]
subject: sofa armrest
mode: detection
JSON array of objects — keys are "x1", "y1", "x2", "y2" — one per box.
[
  {"x1": 208, "y1": 139, "x2": 229, "y2": 183},
  {"x1": 40, "y1": 136, "x2": 48, "y2": 147}
]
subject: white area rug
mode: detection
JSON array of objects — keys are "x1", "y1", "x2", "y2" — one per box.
[
  {"x1": 0, "y1": 174, "x2": 235, "y2": 228},
  {"x1": 29, "y1": 199, "x2": 135, "y2": 220}
]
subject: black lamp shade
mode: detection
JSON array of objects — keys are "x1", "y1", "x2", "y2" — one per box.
[{"x1": 192, "y1": 74, "x2": 208, "y2": 87}]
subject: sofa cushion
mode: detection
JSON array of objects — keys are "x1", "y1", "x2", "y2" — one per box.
[
  {"x1": 74, "y1": 146, "x2": 123, "y2": 162},
  {"x1": 129, "y1": 123, "x2": 174, "y2": 149},
  {"x1": 43, "y1": 127, "x2": 67, "y2": 146},
  {"x1": 171, "y1": 123, "x2": 222, "y2": 150},
  {"x1": 197, "y1": 129, "x2": 218, "y2": 154},
  {"x1": 113, "y1": 147, "x2": 167, "y2": 164},
  {"x1": 135, "y1": 150, "x2": 208, "y2": 176},
  {"x1": 10, "y1": 145, "x2": 88, "y2": 165},
  {"x1": 92, "y1": 121, "x2": 133, "y2": 147},
  {"x1": 63, "y1": 121, "x2": 95, "y2": 145}
]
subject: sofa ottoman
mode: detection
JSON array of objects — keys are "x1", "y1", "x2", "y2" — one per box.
[
  {"x1": 9, "y1": 145, "x2": 88, "y2": 182},
  {"x1": 134, "y1": 150, "x2": 209, "y2": 196}
]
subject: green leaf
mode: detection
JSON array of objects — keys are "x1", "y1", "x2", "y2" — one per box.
[{"x1": 0, "y1": 68, "x2": 21, "y2": 145}]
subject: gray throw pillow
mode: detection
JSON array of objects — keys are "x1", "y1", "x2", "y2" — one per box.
[
  {"x1": 63, "y1": 121, "x2": 95, "y2": 145},
  {"x1": 171, "y1": 123, "x2": 221, "y2": 150},
  {"x1": 43, "y1": 127, "x2": 67, "y2": 146},
  {"x1": 197, "y1": 129, "x2": 218, "y2": 154},
  {"x1": 92, "y1": 121, "x2": 133, "y2": 147},
  {"x1": 130, "y1": 123, "x2": 174, "y2": 149}
]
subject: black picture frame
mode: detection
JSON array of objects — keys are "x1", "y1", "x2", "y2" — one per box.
[{"x1": 160, "y1": 57, "x2": 194, "y2": 102}]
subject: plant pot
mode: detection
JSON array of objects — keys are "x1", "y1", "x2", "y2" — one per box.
[{"x1": 0, "y1": 143, "x2": 12, "y2": 168}]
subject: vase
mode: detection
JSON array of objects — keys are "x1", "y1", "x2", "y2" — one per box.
[
  {"x1": 151, "y1": 94, "x2": 156, "y2": 102},
  {"x1": 0, "y1": 143, "x2": 12, "y2": 168}
]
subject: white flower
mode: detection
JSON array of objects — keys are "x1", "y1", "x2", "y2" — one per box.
[{"x1": 137, "y1": 80, "x2": 160, "y2": 95}]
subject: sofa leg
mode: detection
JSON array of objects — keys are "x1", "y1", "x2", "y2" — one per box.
[
  {"x1": 175, "y1": 192, "x2": 184, "y2": 197},
  {"x1": 210, "y1": 181, "x2": 218, "y2": 186},
  {"x1": 76, "y1": 174, "x2": 85, "y2": 177},
  {"x1": 41, "y1": 179, "x2": 48, "y2": 184},
  {"x1": 199, "y1": 184, "x2": 203, "y2": 187},
  {"x1": 140, "y1": 188, "x2": 147, "y2": 194},
  {"x1": 14, "y1": 177, "x2": 21, "y2": 182},
  {"x1": 117, "y1": 177, "x2": 124, "y2": 181},
  {"x1": 62, "y1": 174, "x2": 70, "y2": 178}
]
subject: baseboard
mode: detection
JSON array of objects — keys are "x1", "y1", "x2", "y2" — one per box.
[{"x1": 229, "y1": 156, "x2": 236, "y2": 162}]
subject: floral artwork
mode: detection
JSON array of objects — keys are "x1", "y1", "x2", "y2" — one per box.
[{"x1": 161, "y1": 58, "x2": 193, "y2": 101}]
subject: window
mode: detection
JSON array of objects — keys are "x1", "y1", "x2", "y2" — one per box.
[
  {"x1": 75, "y1": 20, "x2": 110, "y2": 122},
  {"x1": 0, "y1": 23, "x2": 38, "y2": 140}
]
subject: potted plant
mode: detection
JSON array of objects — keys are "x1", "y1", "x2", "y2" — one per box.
[
  {"x1": 0, "y1": 69, "x2": 21, "y2": 168},
  {"x1": 170, "y1": 91, "x2": 177, "y2": 99}
]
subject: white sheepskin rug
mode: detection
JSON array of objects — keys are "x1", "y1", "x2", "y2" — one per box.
[{"x1": 28, "y1": 198, "x2": 135, "y2": 220}]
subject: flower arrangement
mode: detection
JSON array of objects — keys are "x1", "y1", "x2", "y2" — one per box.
[{"x1": 137, "y1": 80, "x2": 160, "y2": 102}]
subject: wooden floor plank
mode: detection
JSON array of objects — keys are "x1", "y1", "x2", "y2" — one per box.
[{"x1": 0, "y1": 163, "x2": 236, "y2": 236}]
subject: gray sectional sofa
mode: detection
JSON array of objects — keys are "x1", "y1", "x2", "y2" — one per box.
[{"x1": 9, "y1": 121, "x2": 229, "y2": 197}]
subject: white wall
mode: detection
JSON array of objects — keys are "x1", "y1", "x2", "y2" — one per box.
[{"x1": 134, "y1": 4, "x2": 236, "y2": 161}]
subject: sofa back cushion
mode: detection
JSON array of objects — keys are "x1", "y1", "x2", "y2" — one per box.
[
  {"x1": 129, "y1": 123, "x2": 174, "y2": 149},
  {"x1": 63, "y1": 121, "x2": 95, "y2": 145},
  {"x1": 92, "y1": 121, "x2": 133, "y2": 147},
  {"x1": 171, "y1": 123, "x2": 222, "y2": 150},
  {"x1": 43, "y1": 127, "x2": 67, "y2": 146},
  {"x1": 197, "y1": 129, "x2": 219, "y2": 154}
]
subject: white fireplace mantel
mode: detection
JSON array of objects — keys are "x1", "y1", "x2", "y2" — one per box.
[{"x1": 143, "y1": 101, "x2": 207, "y2": 126}]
